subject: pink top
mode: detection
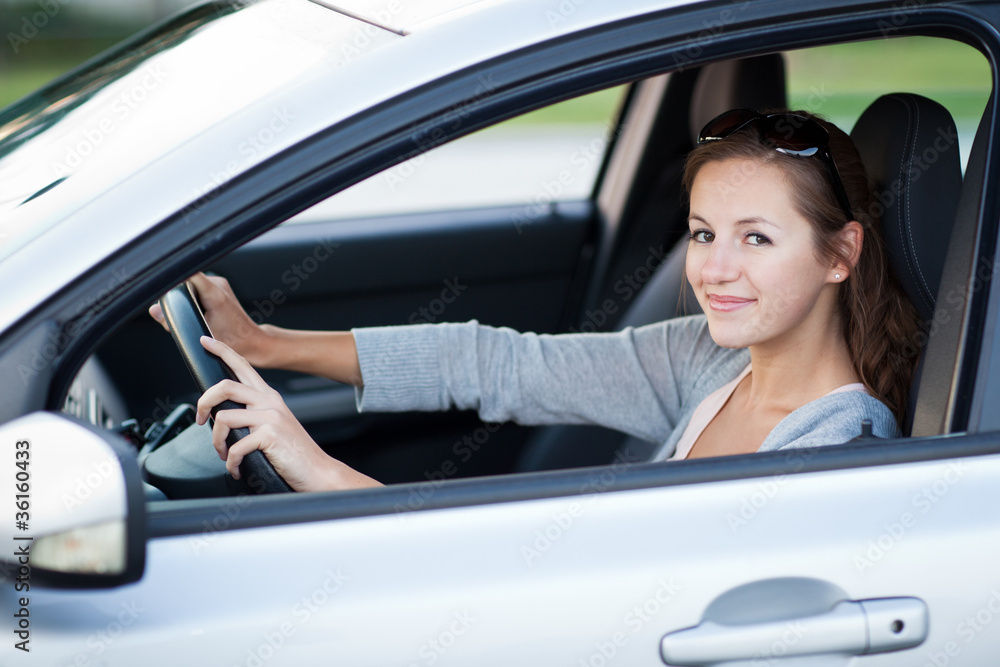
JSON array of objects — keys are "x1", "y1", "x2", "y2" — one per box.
[{"x1": 667, "y1": 364, "x2": 868, "y2": 461}]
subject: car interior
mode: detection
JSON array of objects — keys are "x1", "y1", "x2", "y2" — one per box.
[{"x1": 63, "y1": 33, "x2": 993, "y2": 500}]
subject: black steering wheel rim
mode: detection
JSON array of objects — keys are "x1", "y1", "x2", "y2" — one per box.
[{"x1": 158, "y1": 281, "x2": 293, "y2": 495}]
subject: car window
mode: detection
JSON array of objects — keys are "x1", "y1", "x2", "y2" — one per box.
[
  {"x1": 786, "y1": 36, "x2": 991, "y2": 170},
  {"x1": 288, "y1": 36, "x2": 991, "y2": 227},
  {"x1": 63, "y1": 26, "x2": 997, "y2": 508},
  {"x1": 285, "y1": 85, "x2": 628, "y2": 223}
]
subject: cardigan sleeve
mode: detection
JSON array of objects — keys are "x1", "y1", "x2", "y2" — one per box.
[{"x1": 350, "y1": 315, "x2": 723, "y2": 445}]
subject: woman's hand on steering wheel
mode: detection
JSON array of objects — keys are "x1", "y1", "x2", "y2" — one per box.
[
  {"x1": 149, "y1": 272, "x2": 272, "y2": 368},
  {"x1": 195, "y1": 335, "x2": 382, "y2": 493}
]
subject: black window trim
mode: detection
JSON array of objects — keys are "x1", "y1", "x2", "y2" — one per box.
[{"x1": 147, "y1": 430, "x2": 1000, "y2": 538}]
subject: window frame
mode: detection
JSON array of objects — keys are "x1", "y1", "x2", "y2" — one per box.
[{"x1": 2, "y1": 0, "x2": 995, "y2": 533}]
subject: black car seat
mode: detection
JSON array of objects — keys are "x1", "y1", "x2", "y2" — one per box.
[{"x1": 849, "y1": 93, "x2": 964, "y2": 435}]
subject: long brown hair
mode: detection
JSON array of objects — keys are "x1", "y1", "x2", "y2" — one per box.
[{"x1": 681, "y1": 109, "x2": 920, "y2": 426}]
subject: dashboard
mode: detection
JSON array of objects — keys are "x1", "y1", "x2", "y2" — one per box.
[{"x1": 63, "y1": 357, "x2": 129, "y2": 429}]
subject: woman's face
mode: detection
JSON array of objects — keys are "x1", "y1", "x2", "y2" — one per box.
[{"x1": 686, "y1": 157, "x2": 840, "y2": 350}]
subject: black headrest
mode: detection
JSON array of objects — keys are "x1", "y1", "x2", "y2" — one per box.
[
  {"x1": 850, "y1": 93, "x2": 963, "y2": 323},
  {"x1": 689, "y1": 55, "x2": 787, "y2": 145}
]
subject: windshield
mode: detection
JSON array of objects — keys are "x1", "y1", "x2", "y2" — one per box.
[{"x1": 0, "y1": 0, "x2": 393, "y2": 260}]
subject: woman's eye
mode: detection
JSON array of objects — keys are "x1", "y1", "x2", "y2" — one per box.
[
  {"x1": 746, "y1": 232, "x2": 771, "y2": 246},
  {"x1": 690, "y1": 229, "x2": 713, "y2": 244}
]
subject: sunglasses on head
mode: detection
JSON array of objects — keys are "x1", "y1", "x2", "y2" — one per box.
[{"x1": 696, "y1": 108, "x2": 855, "y2": 222}]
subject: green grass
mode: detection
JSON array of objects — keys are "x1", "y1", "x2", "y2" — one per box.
[
  {"x1": 788, "y1": 36, "x2": 991, "y2": 92},
  {"x1": 0, "y1": 34, "x2": 124, "y2": 110},
  {"x1": 503, "y1": 86, "x2": 629, "y2": 126},
  {"x1": 0, "y1": 66, "x2": 76, "y2": 109},
  {"x1": 498, "y1": 36, "x2": 992, "y2": 129},
  {"x1": 786, "y1": 36, "x2": 992, "y2": 125}
]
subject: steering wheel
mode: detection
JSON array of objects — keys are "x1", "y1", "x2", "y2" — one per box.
[{"x1": 158, "y1": 281, "x2": 293, "y2": 495}]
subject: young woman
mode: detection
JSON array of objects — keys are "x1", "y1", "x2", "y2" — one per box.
[{"x1": 149, "y1": 108, "x2": 920, "y2": 492}]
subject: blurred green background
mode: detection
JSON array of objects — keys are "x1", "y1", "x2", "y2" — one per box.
[
  {"x1": 510, "y1": 36, "x2": 992, "y2": 130},
  {"x1": 0, "y1": 0, "x2": 188, "y2": 107},
  {"x1": 785, "y1": 36, "x2": 991, "y2": 126}
]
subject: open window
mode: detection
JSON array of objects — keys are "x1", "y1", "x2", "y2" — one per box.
[{"x1": 63, "y1": 22, "x2": 995, "y2": 504}]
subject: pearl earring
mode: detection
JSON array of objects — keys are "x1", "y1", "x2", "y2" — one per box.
[{"x1": 835, "y1": 273, "x2": 842, "y2": 280}]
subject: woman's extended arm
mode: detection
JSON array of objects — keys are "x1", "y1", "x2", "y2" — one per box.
[
  {"x1": 251, "y1": 327, "x2": 362, "y2": 386},
  {"x1": 350, "y1": 316, "x2": 726, "y2": 444},
  {"x1": 149, "y1": 272, "x2": 364, "y2": 386}
]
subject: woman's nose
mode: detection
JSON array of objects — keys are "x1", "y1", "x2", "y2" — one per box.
[{"x1": 699, "y1": 240, "x2": 741, "y2": 284}]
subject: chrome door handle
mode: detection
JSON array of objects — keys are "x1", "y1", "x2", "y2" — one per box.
[{"x1": 661, "y1": 597, "x2": 927, "y2": 666}]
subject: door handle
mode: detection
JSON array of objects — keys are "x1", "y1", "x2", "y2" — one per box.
[{"x1": 661, "y1": 597, "x2": 927, "y2": 666}]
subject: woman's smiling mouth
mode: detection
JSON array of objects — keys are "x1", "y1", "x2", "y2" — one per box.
[{"x1": 707, "y1": 294, "x2": 757, "y2": 312}]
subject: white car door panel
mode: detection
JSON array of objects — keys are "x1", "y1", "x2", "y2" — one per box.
[{"x1": 13, "y1": 449, "x2": 1000, "y2": 665}]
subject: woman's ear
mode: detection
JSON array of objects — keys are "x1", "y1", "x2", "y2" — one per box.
[{"x1": 833, "y1": 220, "x2": 864, "y2": 279}]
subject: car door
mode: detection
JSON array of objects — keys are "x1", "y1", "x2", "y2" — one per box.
[
  {"x1": 14, "y1": 439, "x2": 1000, "y2": 665},
  {"x1": 5, "y1": 0, "x2": 1000, "y2": 665}
]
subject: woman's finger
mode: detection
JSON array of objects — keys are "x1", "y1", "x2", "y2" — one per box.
[
  {"x1": 223, "y1": 430, "x2": 260, "y2": 479},
  {"x1": 223, "y1": 426, "x2": 315, "y2": 492},
  {"x1": 199, "y1": 335, "x2": 269, "y2": 390},
  {"x1": 210, "y1": 407, "x2": 284, "y2": 460},
  {"x1": 224, "y1": 429, "x2": 277, "y2": 482},
  {"x1": 187, "y1": 271, "x2": 221, "y2": 301},
  {"x1": 190, "y1": 272, "x2": 244, "y2": 323},
  {"x1": 212, "y1": 406, "x2": 283, "y2": 433},
  {"x1": 148, "y1": 303, "x2": 168, "y2": 330},
  {"x1": 196, "y1": 378, "x2": 271, "y2": 425},
  {"x1": 209, "y1": 410, "x2": 233, "y2": 460}
]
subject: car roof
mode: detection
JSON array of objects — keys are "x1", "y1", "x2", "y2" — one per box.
[{"x1": 313, "y1": 0, "x2": 508, "y2": 33}]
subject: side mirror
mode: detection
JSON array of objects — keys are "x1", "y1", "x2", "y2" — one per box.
[{"x1": 0, "y1": 412, "x2": 145, "y2": 588}]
